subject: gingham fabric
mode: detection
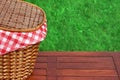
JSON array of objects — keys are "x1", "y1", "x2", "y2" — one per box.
[{"x1": 0, "y1": 22, "x2": 47, "y2": 55}]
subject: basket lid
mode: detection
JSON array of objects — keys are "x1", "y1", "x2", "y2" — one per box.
[{"x1": 0, "y1": 0, "x2": 46, "y2": 32}]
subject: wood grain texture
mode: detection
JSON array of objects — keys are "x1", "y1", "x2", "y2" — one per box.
[
  {"x1": 58, "y1": 77, "x2": 119, "y2": 80},
  {"x1": 28, "y1": 52, "x2": 120, "y2": 80}
]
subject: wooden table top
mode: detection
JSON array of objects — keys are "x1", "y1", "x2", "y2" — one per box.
[{"x1": 28, "y1": 52, "x2": 120, "y2": 80}]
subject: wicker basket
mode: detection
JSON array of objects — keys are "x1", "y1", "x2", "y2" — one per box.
[
  {"x1": 0, "y1": 43, "x2": 39, "y2": 79},
  {"x1": 0, "y1": 0, "x2": 46, "y2": 80}
]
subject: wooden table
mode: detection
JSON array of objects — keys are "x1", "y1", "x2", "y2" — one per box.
[{"x1": 28, "y1": 52, "x2": 120, "y2": 80}]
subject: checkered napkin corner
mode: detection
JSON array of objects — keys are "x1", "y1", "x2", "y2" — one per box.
[{"x1": 0, "y1": 22, "x2": 47, "y2": 55}]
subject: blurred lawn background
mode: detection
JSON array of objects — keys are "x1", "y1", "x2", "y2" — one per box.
[{"x1": 25, "y1": 0, "x2": 120, "y2": 51}]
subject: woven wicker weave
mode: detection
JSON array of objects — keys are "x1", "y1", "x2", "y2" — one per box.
[
  {"x1": 0, "y1": 0, "x2": 45, "y2": 32},
  {"x1": 0, "y1": 43, "x2": 39, "y2": 80},
  {"x1": 0, "y1": 0, "x2": 46, "y2": 79}
]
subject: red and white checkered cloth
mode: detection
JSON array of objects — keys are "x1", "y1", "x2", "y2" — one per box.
[{"x1": 0, "y1": 22, "x2": 47, "y2": 55}]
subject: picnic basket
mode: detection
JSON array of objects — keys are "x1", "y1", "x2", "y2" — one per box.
[{"x1": 0, "y1": 0, "x2": 46, "y2": 79}]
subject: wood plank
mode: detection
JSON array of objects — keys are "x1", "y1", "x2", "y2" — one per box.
[
  {"x1": 32, "y1": 69, "x2": 46, "y2": 76},
  {"x1": 47, "y1": 57, "x2": 57, "y2": 80},
  {"x1": 57, "y1": 69, "x2": 117, "y2": 76},
  {"x1": 57, "y1": 57, "x2": 113, "y2": 63},
  {"x1": 57, "y1": 62, "x2": 115, "y2": 69},
  {"x1": 35, "y1": 63, "x2": 47, "y2": 69},
  {"x1": 47, "y1": 76, "x2": 57, "y2": 80},
  {"x1": 28, "y1": 76, "x2": 46, "y2": 80},
  {"x1": 36, "y1": 57, "x2": 47, "y2": 63},
  {"x1": 58, "y1": 77, "x2": 119, "y2": 80}
]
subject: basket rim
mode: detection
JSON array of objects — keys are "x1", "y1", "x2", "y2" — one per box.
[{"x1": 0, "y1": 0, "x2": 46, "y2": 32}]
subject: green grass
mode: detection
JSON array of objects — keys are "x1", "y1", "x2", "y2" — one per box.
[{"x1": 25, "y1": 0, "x2": 120, "y2": 51}]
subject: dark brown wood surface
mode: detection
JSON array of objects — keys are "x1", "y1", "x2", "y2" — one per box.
[{"x1": 28, "y1": 52, "x2": 120, "y2": 80}]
